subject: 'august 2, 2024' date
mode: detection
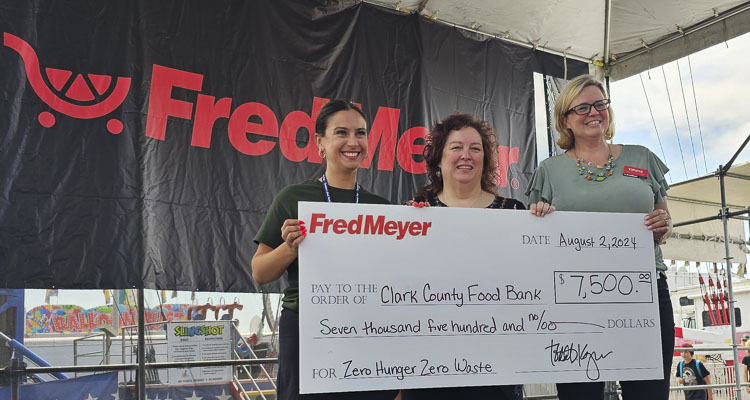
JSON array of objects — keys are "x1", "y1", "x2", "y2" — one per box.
[
  {"x1": 558, "y1": 234, "x2": 637, "y2": 251},
  {"x1": 522, "y1": 233, "x2": 638, "y2": 251}
]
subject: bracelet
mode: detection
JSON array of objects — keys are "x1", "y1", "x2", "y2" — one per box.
[{"x1": 654, "y1": 232, "x2": 668, "y2": 244}]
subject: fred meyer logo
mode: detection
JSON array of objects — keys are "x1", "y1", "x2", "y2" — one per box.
[
  {"x1": 3, "y1": 32, "x2": 520, "y2": 185},
  {"x1": 174, "y1": 324, "x2": 225, "y2": 337},
  {"x1": 3, "y1": 32, "x2": 130, "y2": 134},
  {"x1": 309, "y1": 213, "x2": 433, "y2": 240}
]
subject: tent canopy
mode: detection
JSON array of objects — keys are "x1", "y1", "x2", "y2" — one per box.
[
  {"x1": 661, "y1": 162, "x2": 750, "y2": 263},
  {"x1": 367, "y1": 0, "x2": 750, "y2": 80},
  {"x1": 668, "y1": 162, "x2": 750, "y2": 210}
]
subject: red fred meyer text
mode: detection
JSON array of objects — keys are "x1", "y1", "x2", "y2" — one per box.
[
  {"x1": 144, "y1": 64, "x2": 519, "y2": 183},
  {"x1": 308, "y1": 213, "x2": 432, "y2": 240}
]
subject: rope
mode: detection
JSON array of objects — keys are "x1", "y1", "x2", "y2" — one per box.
[
  {"x1": 676, "y1": 60, "x2": 700, "y2": 176},
  {"x1": 639, "y1": 73, "x2": 672, "y2": 182},
  {"x1": 687, "y1": 56, "x2": 709, "y2": 173},
  {"x1": 662, "y1": 66, "x2": 689, "y2": 180}
]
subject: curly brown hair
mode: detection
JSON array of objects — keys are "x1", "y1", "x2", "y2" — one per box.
[{"x1": 413, "y1": 113, "x2": 498, "y2": 200}]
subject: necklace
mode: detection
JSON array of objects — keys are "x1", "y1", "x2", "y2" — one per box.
[
  {"x1": 573, "y1": 145, "x2": 615, "y2": 182},
  {"x1": 470, "y1": 192, "x2": 492, "y2": 208}
]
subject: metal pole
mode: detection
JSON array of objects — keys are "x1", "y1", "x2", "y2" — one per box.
[
  {"x1": 721, "y1": 132, "x2": 750, "y2": 174},
  {"x1": 718, "y1": 166, "x2": 743, "y2": 400},
  {"x1": 112, "y1": 289, "x2": 119, "y2": 342},
  {"x1": 137, "y1": 288, "x2": 146, "y2": 400},
  {"x1": 0, "y1": 331, "x2": 68, "y2": 380},
  {"x1": 10, "y1": 357, "x2": 19, "y2": 400},
  {"x1": 543, "y1": 76, "x2": 554, "y2": 158},
  {"x1": 603, "y1": 0, "x2": 611, "y2": 68},
  {"x1": 104, "y1": 334, "x2": 111, "y2": 365},
  {"x1": 16, "y1": 357, "x2": 278, "y2": 374},
  {"x1": 673, "y1": 209, "x2": 750, "y2": 227}
]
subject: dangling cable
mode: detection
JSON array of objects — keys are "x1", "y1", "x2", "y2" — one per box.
[
  {"x1": 640, "y1": 73, "x2": 672, "y2": 182},
  {"x1": 676, "y1": 60, "x2": 700, "y2": 176},
  {"x1": 662, "y1": 66, "x2": 690, "y2": 180},
  {"x1": 687, "y1": 56, "x2": 709, "y2": 174}
]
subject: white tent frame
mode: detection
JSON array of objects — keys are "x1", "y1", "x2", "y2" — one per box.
[{"x1": 669, "y1": 134, "x2": 750, "y2": 399}]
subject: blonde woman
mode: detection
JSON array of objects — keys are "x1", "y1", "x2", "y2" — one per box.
[{"x1": 527, "y1": 75, "x2": 673, "y2": 400}]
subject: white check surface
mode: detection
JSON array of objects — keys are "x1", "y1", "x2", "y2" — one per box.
[{"x1": 298, "y1": 202, "x2": 662, "y2": 393}]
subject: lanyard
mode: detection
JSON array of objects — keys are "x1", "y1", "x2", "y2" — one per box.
[{"x1": 321, "y1": 174, "x2": 359, "y2": 204}]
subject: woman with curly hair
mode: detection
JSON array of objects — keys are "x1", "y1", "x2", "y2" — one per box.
[
  {"x1": 408, "y1": 113, "x2": 531, "y2": 212},
  {"x1": 401, "y1": 112, "x2": 552, "y2": 400}
]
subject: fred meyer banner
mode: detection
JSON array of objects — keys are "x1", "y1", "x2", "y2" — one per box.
[{"x1": 0, "y1": 1, "x2": 586, "y2": 291}]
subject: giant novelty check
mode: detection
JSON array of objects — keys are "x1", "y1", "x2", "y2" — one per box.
[{"x1": 298, "y1": 202, "x2": 662, "y2": 394}]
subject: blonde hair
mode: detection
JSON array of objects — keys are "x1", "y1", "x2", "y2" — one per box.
[{"x1": 554, "y1": 74, "x2": 615, "y2": 149}]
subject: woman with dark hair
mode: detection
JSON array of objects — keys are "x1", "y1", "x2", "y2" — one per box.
[
  {"x1": 527, "y1": 74, "x2": 673, "y2": 400},
  {"x1": 252, "y1": 100, "x2": 396, "y2": 400},
  {"x1": 401, "y1": 113, "x2": 546, "y2": 400}
]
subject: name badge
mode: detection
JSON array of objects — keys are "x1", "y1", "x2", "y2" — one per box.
[{"x1": 623, "y1": 166, "x2": 648, "y2": 178}]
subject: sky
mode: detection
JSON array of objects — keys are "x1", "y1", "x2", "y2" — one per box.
[
  {"x1": 610, "y1": 33, "x2": 750, "y2": 183},
  {"x1": 610, "y1": 32, "x2": 750, "y2": 270},
  {"x1": 23, "y1": 32, "x2": 750, "y2": 332}
]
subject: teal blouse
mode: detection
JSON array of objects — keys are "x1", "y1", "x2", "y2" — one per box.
[{"x1": 526, "y1": 144, "x2": 670, "y2": 271}]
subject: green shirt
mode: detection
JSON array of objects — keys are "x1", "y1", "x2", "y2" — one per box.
[
  {"x1": 526, "y1": 144, "x2": 670, "y2": 271},
  {"x1": 254, "y1": 179, "x2": 390, "y2": 310}
]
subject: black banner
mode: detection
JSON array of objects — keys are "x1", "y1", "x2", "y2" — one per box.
[{"x1": 0, "y1": 1, "x2": 587, "y2": 291}]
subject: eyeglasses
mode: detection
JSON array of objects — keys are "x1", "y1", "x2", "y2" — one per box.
[{"x1": 565, "y1": 99, "x2": 610, "y2": 116}]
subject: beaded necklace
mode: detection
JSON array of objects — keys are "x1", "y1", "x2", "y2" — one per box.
[{"x1": 573, "y1": 145, "x2": 615, "y2": 182}]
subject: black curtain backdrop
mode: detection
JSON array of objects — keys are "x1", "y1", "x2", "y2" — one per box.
[{"x1": 0, "y1": 0, "x2": 587, "y2": 291}]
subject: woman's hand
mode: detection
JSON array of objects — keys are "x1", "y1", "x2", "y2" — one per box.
[
  {"x1": 252, "y1": 219, "x2": 306, "y2": 285},
  {"x1": 281, "y1": 219, "x2": 306, "y2": 253},
  {"x1": 529, "y1": 201, "x2": 555, "y2": 217},
  {"x1": 645, "y1": 203, "x2": 672, "y2": 243}
]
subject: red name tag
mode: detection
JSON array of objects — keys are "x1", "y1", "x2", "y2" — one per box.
[{"x1": 623, "y1": 166, "x2": 648, "y2": 178}]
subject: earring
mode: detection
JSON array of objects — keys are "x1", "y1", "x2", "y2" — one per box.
[
  {"x1": 319, "y1": 149, "x2": 325, "y2": 159},
  {"x1": 436, "y1": 169, "x2": 442, "y2": 178}
]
